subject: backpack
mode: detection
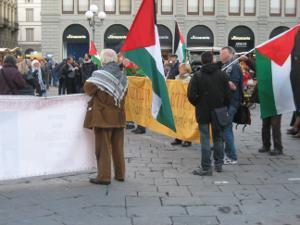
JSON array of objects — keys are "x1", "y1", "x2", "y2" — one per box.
[{"x1": 233, "y1": 104, "x2": 251, "y2": 131}]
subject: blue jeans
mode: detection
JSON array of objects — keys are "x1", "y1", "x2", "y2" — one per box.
[
  {"x1": 223, "y1": 105, "x2": 238, "y2": 160},
  {"x1": 199, "y1": 124, "x2": 224, "y2": 170}
]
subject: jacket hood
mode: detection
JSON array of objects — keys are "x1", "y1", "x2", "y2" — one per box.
[
  {"x1": 201, "y1": 63, "x2": 219, "y2": 74},
  {"x1": 102, "y1": 62, "x2": 124, "y2": 79}
]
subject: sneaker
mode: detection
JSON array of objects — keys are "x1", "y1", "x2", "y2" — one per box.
[
  {"x1": 224, "y1": 159, "x2": 238, "y2": 165},
  {"x1": 230, "y1": 160, "x2": 238, "y2": 165},
  {"x1": 223, "y1": 158, "x2": 232, "y2": 165},
  {"x1": 192, "y1": 168, "x2": 213, "y2": 176}
]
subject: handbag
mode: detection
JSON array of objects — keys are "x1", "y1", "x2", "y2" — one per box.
[
  {"x1": 211, "y1": 106, "x2": 230, "y2": 129},
  {"x1": 233, "y1": 104, "x2": 251, "y2": 131}
]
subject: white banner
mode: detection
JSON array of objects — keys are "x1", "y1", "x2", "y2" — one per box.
[{"x1": 0, "y1": 95, "x2": 96, "y2": 181}]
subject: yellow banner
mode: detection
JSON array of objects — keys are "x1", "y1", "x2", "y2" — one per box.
[{"x1": 125, "y1": 76, "x2": 200, "y2": 143}]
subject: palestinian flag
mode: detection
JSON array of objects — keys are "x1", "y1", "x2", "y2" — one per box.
[
  {"x1": 174, "y1": 22, "x2": 186, "y2": 63},
  {"x1": 89, "y1": 40, "x2": 101, "y2": 68},
  {"x1": 256, "y1": 24, "x2": 300, "y2": 119},
  {"x1": 121, "y1": 0, "x2": 176, "y2": 131}
]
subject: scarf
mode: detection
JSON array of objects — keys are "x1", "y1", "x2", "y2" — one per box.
[{"x1": 86, "y1": 62, "x2": 128, "y2": 107}]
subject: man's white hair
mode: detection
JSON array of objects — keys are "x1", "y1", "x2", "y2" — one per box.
[{"x1": 100, "y1": 49, "x2": 118, "y2": 65}]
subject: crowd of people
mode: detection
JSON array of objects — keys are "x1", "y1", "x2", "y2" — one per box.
[{"x1": 0, "y1": 45, "x2": 298, "y2": 183}]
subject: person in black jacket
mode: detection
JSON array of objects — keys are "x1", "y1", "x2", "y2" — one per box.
[
  {"x1": 188, "y1": 51, "x2": 231, "y2": 176},
  {"x1": 61, "y1": 57, "x2": 79, "y2": 94},
  {"x1": 167, "y1": 54, "x2": 180, "y2": 79},
  {"x1": 81, "y1": 54, "x2": 97, "y2": 90}
]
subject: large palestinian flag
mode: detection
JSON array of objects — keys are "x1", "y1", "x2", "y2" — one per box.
[
  {"x1": 121, "y1": 0, "x2": 176, "y2": 131},
  {"x1": 256, "y1": 24, "x2": 300, "y2": 119},
  {"x1": 174, "y1": 22, "x2": 186, "y2": 63},
  {"x1": 89, "y1": 41, "x2": 101, "y2": 68}
]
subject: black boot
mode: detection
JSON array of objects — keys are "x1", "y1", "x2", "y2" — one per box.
[
  {"x1": 269, "y1": 149, "x2": 283, "y2": 156},
  {"x1": 171, "y1": 139, "x2": 182, "y2": 145},
  {"x1": 258, "y1": 146, "x2": 270, "y2": 153},
  {"x1": 192, "y1": 168, "x2": 213, "y2": 176}
]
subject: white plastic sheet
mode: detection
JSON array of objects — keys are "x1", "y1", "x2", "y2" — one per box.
[{"x1": 0, "y1": 95, "x2": 96, "y2": 181}]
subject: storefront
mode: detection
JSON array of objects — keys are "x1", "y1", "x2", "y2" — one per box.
[
  {"x1": 104, "y1": 24, "x2": 129, "y2": 53},
  {"x1": 157, "y1": 24, "x2": 173, "y2": 59},
  {"x1": 187, "y1": 25, "x2": 214, "y2": 47},
  {"x1": 63, "y1": 24, "x2": 89, "y2": 60},
  {"x1": 270, "y1": 26, "x2": 289, "y2": 39},
  {"x1": 228, "y1": 26, "x2": 255, "y2": 53}
]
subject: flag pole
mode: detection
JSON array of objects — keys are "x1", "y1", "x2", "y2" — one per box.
[
  {"x1": 221, "y1": 48, "x2": 255, "y2": 71},
  {"x1": 222, "y1": 24, "x2": 300, "y2": 72},
  {"x1": 153, "y1": 0, "x2": 157, "y2": 24}
]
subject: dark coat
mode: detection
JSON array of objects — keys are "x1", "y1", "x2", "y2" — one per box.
[
  {"x1": 81, "y1": 61, "x2": 97, "y2": 84},
  {"x1": 0, "y1": 64, "x2": 26, "y2": 95},
  {"x1": 291, "y1": 30, "x2": 300, "y2": 111},
  {"x1": 168, "y1": 61, "x2": 180, "y2": 79},
  {"x1": 187, "y1": 64, "x2": 231, "y2": 124}
]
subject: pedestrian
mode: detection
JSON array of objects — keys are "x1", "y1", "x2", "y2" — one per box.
[
  {"x1": 62, "y1": 57, "x2": 78, "y2": 94},
  {"x1": 17, "y1": 57, "x2": 35, "y2": 95},
  {"x1": 81, "y1": 54, "x2": 97, "y2": 89},
  {"x1": 31, "y1": 60, "x2": 47, "y2": 97},
  {"x1": 84, "y1": 49, "x2": 128, "y2": 185},
  {"x1": 0, "y1": 55, "x2": 26, "y2": 95},
  {"x1": 54, "y1": 59, "x2": 67, "y2": 95},
  {"x1": 171, "y1": 63, "x2": 193, "y2": 147},
  {"x1": 167, "y1": 54, "x2": 180, "y2": 79},
  {"x1": 220, "y1": 46, "x2": 243, "y2": 165},
  {"x1": 188, "y1": 51, "x2": 231, "y2": 176}
]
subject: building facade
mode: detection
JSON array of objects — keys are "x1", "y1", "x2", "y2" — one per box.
[
  {"x1": 0, "y1": 0, "x2": 18, "y2": 48},
  {"x1": 41, "y1": 0, "x2": 300, "y2": 61},
  {"x1": 17, "y1": 0, "x2": 41, "y2": 55}
]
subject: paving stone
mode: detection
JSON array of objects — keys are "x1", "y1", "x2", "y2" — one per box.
[
  {"x1": 187, "y1": 205, "x2": 242, "y2": 217},
  {"x1": 83, "y1": 206, "x2": 126, "y2": 217},
  {"x1": 158, "y1": 186, "x2": 191, "y2": 197},
  {"x1": 133, "y1": 216, "x2": 172, "y2": 225},
  {"x1": 127, "y1": 206, "x2": 187, "y2": 217},
  {"x1": 126, "y1": 196, "x2": 161, "y2": 207},
  {"x1": 172, "y1": 216, "x2": 219, "y2": 225}
]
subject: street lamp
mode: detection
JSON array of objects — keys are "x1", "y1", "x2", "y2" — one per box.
[{"x1": 85, "y1": 4, "x2": 106, "y2": 41}]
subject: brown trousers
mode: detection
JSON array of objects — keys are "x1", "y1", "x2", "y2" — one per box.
[
  {"x1": 262, "y1": 115, "x2": 283, "y2": 151},
  {"x1": 94, "y1": 128, "x2": 125, "y2": 182}
]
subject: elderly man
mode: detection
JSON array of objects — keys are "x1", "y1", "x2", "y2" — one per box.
[{"x1": 84, "y1": 49, "x2": 128, "y2": 185}]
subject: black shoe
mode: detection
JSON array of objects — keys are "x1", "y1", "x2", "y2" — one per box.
[
  {"x1": 269, "y1": 149, "x2": 283, "y2": 156},
  {"x1": 181, "y1": 141, "x2": 192, "y2": 147},
  {"x1": 215, "y1": 166, "x2": 223, "y2": 173},
  {"x1": 192, "y1": 168, "x2": 213, "y2": 176},
  {"x1": 89, "y1": 178, "x2": 111, "y2": 185},
  {"x1": 126, "y1": 124, "x2": 135, "y2": 130},
  {"x1": 258, "y1": 147, "x2": 270, "y2": 153},
  {"x1": 132, "y1": 128, "x2": 146, "y2": 134},
  {"x1": 171, "y1": 139, "x2": 182, "y2": 145}
]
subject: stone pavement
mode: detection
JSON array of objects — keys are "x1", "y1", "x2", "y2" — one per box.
[{"x1": 0, "y1": 106, "x2": 300, "y2": 225}]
